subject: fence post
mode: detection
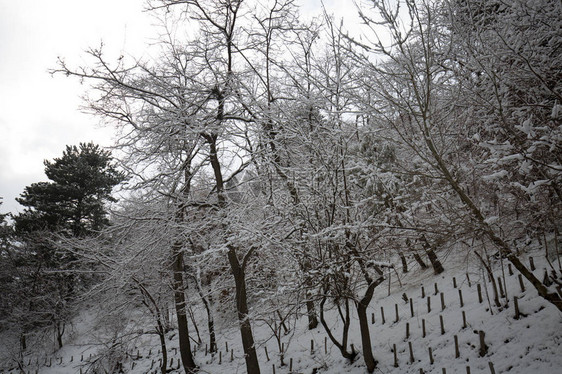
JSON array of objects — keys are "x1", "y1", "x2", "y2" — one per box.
[
  {"x1": 477, "y1": 283, "x2": 483, "y2": 303},
  {"x1": 514, "y1": 296, "x2": 520, "y2": 319},
  {"x1": 428, "y1": 347, "x2": 434, "y2": 365},
  {"x1": 454, "y1": 335, "x2": 460, "y2": 358},
  {"x1": 479, "y1": 331, "x2": 488, "y2": 357}
]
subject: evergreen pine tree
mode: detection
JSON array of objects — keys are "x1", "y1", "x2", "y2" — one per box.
[
  {"x1": 8, "y1": 143, "x2": 125, "y2": 349},
  {"x1": 14, "y1": 142, "x2": 125, "y2": 237}
]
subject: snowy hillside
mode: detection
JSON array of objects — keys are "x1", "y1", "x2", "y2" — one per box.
[{"x1": 2, "y1": 247, "x2": 560, "y2": 374}]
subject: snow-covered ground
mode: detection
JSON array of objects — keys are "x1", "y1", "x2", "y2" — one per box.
[{"x1": 1, "y1": 247, "x2": 561, "y2": 374}]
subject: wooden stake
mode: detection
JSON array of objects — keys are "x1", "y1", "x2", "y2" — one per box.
[
  {"x1": 529, "y1": 257, "x2": 535, "y2": 271},
  {"x1": 459, "y1": 289, "x2": 464, "y2": 308},
  {"x1": 272, "y1": 364, "x2": 276, "y2": 374},
  {"x1": 454, "y1": 335, "x2": 460, "y2": 358},
  {"x1": 434, "y1": 282, "x2": 439, "y2": 295},
  {"x1": 453, "y1": 277, "x2": 457, "y2": 288},
  {"x1": 440, "y1": 292, "x2": 445, "y2": 311},
  {"x1": 427, "y1": 296, "x2": 431, "y2": 313},
  {"x1": 514, "y1": 296, "x2": 520, "y2": 319},
  {"x1": 518, "y1": 274, "x2": 525, "y2": 292},
  {"x1": 226, "y1": 341, "x2": 229, "y2": 352},
  {"x1": 479, "y1": 331, "x2": 488, "y2": 357},
  {"x1": 393, "y1": 344, "x2": 398, "y2": 367},
  {"x1": 406, "y1": 322, "x2": 410, "y2": 339},
  {"x1": 462, "y1": 310, "x2": 467, "y2": 329},
  {"x1": 466, "y1": 273, "x2": 471, "y2": 287},
  {"x1": 422, "y1": 319, "x2": 426, "y2": 338},
  {"x1": 310, "y1": 339, "x2": 314, "y2": 354},
  {"x1": 508, "y1": 263, "x2": 513, "y2": 276},
  {"x1": 324, "y1": 337, "x2": 327, "y2": 354},
  {"x1": 442, "y1": 369, "x2": 447, "y2": 374},
  {"x1": 477, "y1": 283, "x2": 483, "y2": 303},
  {"x1": 410, "y1": 298, "x2": 414, "y2": 317},
  {"x1": 409, "y1": 341, "x2": 414, "y2": 364},
  {"x1": 219, "y1": 351, "x2": 222, "y2": 364},
  {"x1": 289, "y1": 358, "x2": 293, "y2": 372},
  {"x1": 488, "y1": 362, "x2": 496, "y2": 374},
  {"x1": 422, "y1": 286, "x2": 425, "y2": 298},
  {"x1": 371, "y1": 312, "x2": 375, "y2": 324},
  {"x1": 395, "y1": 303, "x2": 399, "y2": 323},
  {"x1": 381, "y1": 306, "x2": 386, "y2": 324},
  {"x1": 440, "y1": 315, "x2": 445, "y2": 335},
  {"x1": 265, "y1": 346, "x2": 270, "y2": 361},
  {"x1": 497, "y1": 276, "x2": 505, "y2": 298},
  {"x1": 428, "y1": 346, "x2": 434, "y2": 365},
  {"x1": 231, "y1": 349, "x2": 234, "y2": 362},
  {"x1": 466, "y1": 366, "x2": 471, "y2": 374}
]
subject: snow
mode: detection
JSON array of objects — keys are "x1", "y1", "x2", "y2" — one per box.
[
  {"x1": 482, "y1": 170, "x2": 509, "y2": 181},
  {"x1": 1, "y1": 249, "x2": 561, "y2": 374}
]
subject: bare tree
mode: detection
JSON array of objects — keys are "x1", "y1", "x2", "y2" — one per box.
[{"x1": 353, "y1": 0, "x2": 562, "y2": 310}]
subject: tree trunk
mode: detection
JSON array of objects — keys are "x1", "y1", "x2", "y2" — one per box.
[
  {"x1": 508, "y1": 253, "x2": 562, "y2": 311},
  {"x1": 426, "y1": 248, "x2": 444, "y2": 275},
  {"x1": 413, "y1": 252, "x2": 428, "y2": 269},
  {"x1": 306, "y1": 297, "x2": 319, "y2": 329},
  {"x1": 205, "y1": 294, "x2": 217, "y2": 353},
  {"x1": 319, "y1": 294, "x2": 356, "y2": 361},
  {"x1": 20, "y1": 333, "x2": 26, "y2": 352},
  {"x1": 356, "y1": 277, "x2": 384, "y2": 373},
  {"x1": 227, "y1": 245, "x2": 261, "y2": 374},
  {"x1": 55, "y1": 322, "x2": 64, "y2": 350},
  {"x1": 423, "y1": 132, "x2": 562, "y2": 311},
  {"x1": 399, "y1": 252, "x2": 408, "y2": 273},
  {"x1": 421, "y1": 236, "x2": 444, "y2": 274},
  {"x1": 172, "y1": 243, "x2": 197, "y2": 373},
  {"x1": 157, "y1": 322, "x2": 168, "y2": 374}
]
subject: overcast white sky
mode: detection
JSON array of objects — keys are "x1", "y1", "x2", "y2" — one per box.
[
  {"x1": 0, "y1": 0, "x2": 360, "y2": 216},
  {"x1": 0, "y1": 0, "x2": 155, "y2": 215}
]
